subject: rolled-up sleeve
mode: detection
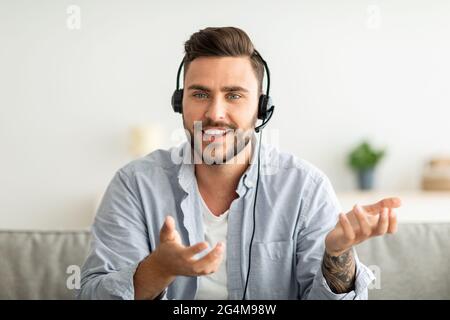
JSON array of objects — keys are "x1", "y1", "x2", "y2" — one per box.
[
  {"x1": 76, "y1": 169, "x2": 150, "y2": 300},
  {"x1": 296, "y1": 174, "x2": 375, "y2": 300}
]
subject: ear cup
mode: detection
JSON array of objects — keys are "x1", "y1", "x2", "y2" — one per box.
[
  {"x1": 258, "y1": 94, "x2": 273, "y2": 120},
  {"x1": 257, "y1": 94, "x2": 267, "y2": 120},
  {"x1": 171, "y1": 89, "x2": 184, "y2": 114}
]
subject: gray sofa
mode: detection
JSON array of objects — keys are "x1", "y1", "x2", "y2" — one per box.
[{"x1": 1, "y1": 223, "x2": 449, "y2": 299}]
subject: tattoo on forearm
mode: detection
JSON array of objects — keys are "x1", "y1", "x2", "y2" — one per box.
[{"x1": 321, "y1": 249, "x2": 356, "y2": 294}]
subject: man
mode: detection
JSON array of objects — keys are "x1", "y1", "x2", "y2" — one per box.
[{"x1": 77, "y1": 27, "x2": 401, "y2": 300}]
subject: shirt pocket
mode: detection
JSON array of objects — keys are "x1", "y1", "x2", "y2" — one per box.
[
  {"x1": 252, "y1": 240, "x2": 291, "y2": 261},
  {"x1": 248, "y1": 240, "x2": 294, "y2": 299}
]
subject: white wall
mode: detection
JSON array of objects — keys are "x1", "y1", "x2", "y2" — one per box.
[{"x1": 1, "y1": 0, "x2": 449, "y2": 229}]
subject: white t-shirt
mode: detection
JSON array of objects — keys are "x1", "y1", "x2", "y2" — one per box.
[{"x1": 194, "y1": 192, "x2": 229, "y2": 300}]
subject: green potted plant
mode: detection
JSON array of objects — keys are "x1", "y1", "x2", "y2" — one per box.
[{"x1": 348, "y1": 141, "x2": 385, "y2": 190}]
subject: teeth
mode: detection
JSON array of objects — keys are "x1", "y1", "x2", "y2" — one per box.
[{"x1": 204, "y1": 129, "x2": 227, "y2": 135}]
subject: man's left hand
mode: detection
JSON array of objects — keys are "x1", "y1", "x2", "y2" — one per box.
[{"x1": 325, "y1": 197, "x2": 402, "y2": 257}]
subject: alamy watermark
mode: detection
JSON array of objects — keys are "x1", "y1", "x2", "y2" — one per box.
[
  {"x1": 66, "y1": 5, "x2": 81, "y2": 30},
  {"x1": 368, "y1": 264, "x2": 382, "y2": 290},
  {"x1": 366, "y1": 4, "x2": 382, "y2": 30},
  {"x1": 66, "y1": 264, "x2": 81, "y2": 290},
  {"x1": 169, "y1": 122, "x2": 281, "y2": 175}
]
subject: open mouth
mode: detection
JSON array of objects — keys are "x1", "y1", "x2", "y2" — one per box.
[{"x1": 202, "y1": 128, "x2": 232, "y2": 141}]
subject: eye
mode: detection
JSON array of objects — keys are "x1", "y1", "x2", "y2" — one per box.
[
  {"x1": 193, "y1": 92, "x2": 209, "y2": 99},
  {"x1": 227, "y1": 93, "x2": 241, "y2": 100}
]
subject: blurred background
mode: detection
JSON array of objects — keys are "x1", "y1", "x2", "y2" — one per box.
[{"x1": 1, "y1": 0, "x2": 450, "y2": 230}]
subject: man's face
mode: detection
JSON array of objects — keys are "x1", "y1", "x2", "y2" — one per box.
[{"x1": 182, "y1": 56, "x2": 259, "y2": 165}]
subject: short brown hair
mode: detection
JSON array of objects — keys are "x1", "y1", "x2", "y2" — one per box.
[{"x1": 183, "y1": 27, "x2": 264, "y2": 93}]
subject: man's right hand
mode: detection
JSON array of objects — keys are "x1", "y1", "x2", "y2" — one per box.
[
  {"x1": 134, "y1": 216, "x2": 224, "y2": 299},
  {"x1": 152, "y1": 216, "x2": 225, "y2": 277}
]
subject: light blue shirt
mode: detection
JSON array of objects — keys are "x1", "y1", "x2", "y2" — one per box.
[{"x1": 77, "y1": 138, "x2": 375, "y2": 300}]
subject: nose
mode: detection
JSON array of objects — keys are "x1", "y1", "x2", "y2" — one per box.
[{"x1": 204, "y1": 95, "x2": 226, "y2": 122}]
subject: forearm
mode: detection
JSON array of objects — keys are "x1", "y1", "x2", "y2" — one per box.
[
  {"x1": 321, "y1": 248, "x2": 356, "y2": 294},
  {"x1": 133, "y1": 253, "x2": 176, "y2": 300}
]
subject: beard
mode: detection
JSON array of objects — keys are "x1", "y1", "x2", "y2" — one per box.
[
  {"x1": 200, "y1": 133, "x2": 252, "y2": 165},
  {"x1": 183, "y1": 117, "x2": 255, "y2": 165}
]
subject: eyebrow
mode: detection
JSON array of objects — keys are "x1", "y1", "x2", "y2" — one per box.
[{"x1": 187, "y1": 84, "x2": 249, "y2": 93}]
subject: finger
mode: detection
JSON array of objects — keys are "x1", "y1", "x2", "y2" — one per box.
[
  {"x1": 159, "y1": 216, "x2": 176, "y2": 243},
  {"x1": 192, "y1": 242, "x2": 225, "y2": 275},
  {"x1": 374, "y1": 207, "x2": 389, "y2": 236},
  {"x1": 354, "y1": 205, "x2": 372, "y2": 239},
  {"x1": 339, "y1": 213, "x2": 356, "y2": 244},
  {"x1": 184, "y1": 241, "x2": 209, "y2": 258},
  {"x1": 363, "y1": 197, "x2": 402, "y2": 214},
  {"x1": 387, "y1": 209, "x2": 398, "y2": 234}
]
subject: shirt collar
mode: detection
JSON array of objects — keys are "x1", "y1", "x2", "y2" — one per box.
[
  {"x1": 241, "y1": 132, "x2": 260, "y2": 190},
  {"x1": 177, "y1": 142, "x2": 196, "y2": 193}
]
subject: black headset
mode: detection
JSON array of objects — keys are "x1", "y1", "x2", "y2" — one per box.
[
  {"x1": 171, "y1": 50, "x2": 275, "y2": 133},
  {"x1": 171, "y1": 50, "x2": 275, "y2": 300}
]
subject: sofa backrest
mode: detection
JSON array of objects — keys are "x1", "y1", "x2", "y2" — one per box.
[
  {"x1": 0, "y1": 230, "x2": 90, "y2": 299},
  {"x1": 0, "y1": 223, "x2": 449, "y2": 299},
  {"x1": 357, "y1": 222, "x2": 450, "y2": 300}
]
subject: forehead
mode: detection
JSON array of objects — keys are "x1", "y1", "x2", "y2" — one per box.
[{"x1": 184, "y1": 56, "x2": 258, "y2": 91}]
